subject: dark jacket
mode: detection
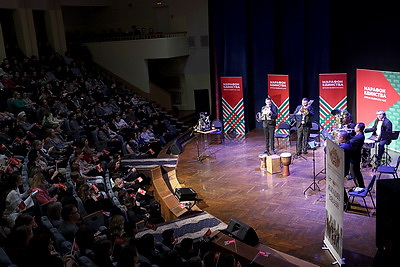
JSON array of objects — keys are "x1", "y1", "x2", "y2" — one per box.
[
  {"x1": 365, "y1": 117, "x2": 393, "y2": 143},
  {"x1": 261, "y1": 104, "x2": 279, "y2": 127},
  {"x1": 294, "y1": 105, "x2": 314, "y2": 128},
  {"x1": 350, "y1": 132, "x2": 364, "y2": 163}
]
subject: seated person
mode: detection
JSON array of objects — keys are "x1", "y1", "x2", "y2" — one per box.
[
  {"x1": 29, "y1": 172, "x2": 58, "y2": 205},
  {"x1": 58, "y1": 204, "x2": 80, "y2": 242}
]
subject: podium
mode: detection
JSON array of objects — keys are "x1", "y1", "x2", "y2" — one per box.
[
  {"x1": 266, "y1": 155, "x2": 281, "y2": 174},
  {"x1": 194, "y1": 128, "x2": 218, "y2": 161}
]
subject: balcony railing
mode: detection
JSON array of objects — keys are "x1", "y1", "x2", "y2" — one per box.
[{"x1": 83, "y1": 32, "x2": 187, "y2": 43}]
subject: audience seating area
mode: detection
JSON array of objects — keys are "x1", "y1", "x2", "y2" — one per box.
[{"x1": 0, "y1": 44, "x2": 259, "y2": 266}]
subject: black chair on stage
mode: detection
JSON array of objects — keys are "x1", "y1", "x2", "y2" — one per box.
[
  {"x1": 377, "y1": 155, "x2": 400, "y2": 179},
  {"x1": 210, "y1": 119, "x2": 224, "y2": 144},
  {"x1": 274, "y1": 122, "x2": 291, "y2": 149},
  {"x1": 346, "y1": 175, "x2": 376, "y2": 216}
]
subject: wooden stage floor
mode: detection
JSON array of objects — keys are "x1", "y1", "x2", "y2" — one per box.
[{"x1": 175, "y1": 128, "x2": 380, "y2": 266}]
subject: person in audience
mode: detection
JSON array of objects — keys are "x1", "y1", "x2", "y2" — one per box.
[
  {"x1": 1, "y1": 172, "x2": 31, "y2": 227},
  {"x1": 29, "y1": 172, "x2": 58, "y2": 205},
  {"x1": 11, "y1": 91, "x2": 33, "y2": 114},
  {"x1": 117, "y1": 190, "x2": 149, "y2": 224},
  {"x1": 58, "y1": 204, "x2": 80, "y2": 242},
  {"x1": 46, "y1": 201, "x2": 63, "y2": 228},
  {"x1": 92, "y1": 239, "x2": 114, "y2": 267},
  {"x1": 162, "y1": 228, "x2": 176, "y2": 250},
  {"x1": 109, "y1": 214, "x2": 128, "y2": 261},
  {"x1": 75, "y1": 226, "x2": 95, "y2": 260},
  {"x1": 178, "y1": 237, "x2": 196, "y2": 261},
  {"x1": 13, "y1": 213, "x2": 36, "y2": 231},
  {"x1": 137, "y1": 233, "x2": 165, "y2": 266},
  {"x1": 80, "y1": 137, "x2": 99, "y2": 160},
  {"x1": 4, "y1": 225, "x2": 33, "y2": 266},
  {"x1": 0, "y1": 123, "x2": 13, "y2": 149},
  {"x1": 112, "y1": 177, "x2": 125, "y2": 193},
  {"x1": 116, "y1": 238, "x2": 140, "y2": 267},
  {"x1": 27, "y1": 233, "x2": 64, "y2": 267},
  {"x1": 66, "y1": 112, "x2": 85, "y2": 142},
  {"x1": 17, "y1": 110, "x2": 40, "y2": 135}
]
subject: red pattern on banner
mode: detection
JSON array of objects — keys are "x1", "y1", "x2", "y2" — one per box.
[
  {"x1": 319, "y1": 74, "x2": 347, "y2": 104},
  {"x1": 268, "y1": 75, "x2": 289, "y2": 106},
  {"x1": 356, "y1": 69, "x2": 400, "y2": 124},
  {"x1": 221, "y1": 77, "x2": 246, "y2": 133}
]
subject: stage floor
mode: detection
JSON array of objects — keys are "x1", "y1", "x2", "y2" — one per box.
[{"x1": 175, "y1": 128, "x2": 383, "y2": 266}]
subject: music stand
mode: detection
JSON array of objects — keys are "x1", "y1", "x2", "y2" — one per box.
[
  {"x1": 290, "y1": 114, "x2": 309, "y2": 161},
  {"x1": 379, "y1": 131, "x2": 400, "y2": 166},
  {"x1": 303, "y1": 141, "x2": 321, "y2": 194},
  {"x1": 316, "y1": 128, "x2": 332, "y2": 182}
]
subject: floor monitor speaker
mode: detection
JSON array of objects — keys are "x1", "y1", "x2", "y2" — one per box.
[
  {"x1": 226, "y1": 218, "x2": 259, "y2": 246},
  {"x1": 376, "y1": 179, "x2": 400, "y2": 250},
  {"x1": 169, "y1": 140, "x2": 183, "y2": 155}
]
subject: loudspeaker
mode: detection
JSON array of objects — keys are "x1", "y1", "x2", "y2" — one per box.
[
  {"x1": 376, "y1": 179, "x2": 400, "y2": 251},
  {"x1": 175, "y1": 188, "x2": 197, "y2": 201},
  {"x1": 226, "y1": 218, "x2": 259, "y2": 246},
  {"x1": 169, "y1": 140, "x2": 183, "y2": 155}
]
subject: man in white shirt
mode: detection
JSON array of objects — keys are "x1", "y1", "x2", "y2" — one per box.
[{"x1": 365, "y1": 110, "x2": 393, "y2": 165}]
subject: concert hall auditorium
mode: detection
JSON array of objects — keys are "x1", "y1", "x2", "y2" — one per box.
[{"x1": 1, "y1": 1, "x2": 400, "y2": 266}]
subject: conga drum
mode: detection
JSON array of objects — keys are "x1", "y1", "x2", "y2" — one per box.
[
  {"x1": 280, "y1": 152, "x2": 292, "y2": 176},
  {"x1": 259, "y1": 153, "x2": 268, "y2": 170}
]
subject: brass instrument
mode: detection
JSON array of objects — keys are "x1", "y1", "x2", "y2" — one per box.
[
  {"x1": 256, "y1": 112, "x2": 262, "y2": 122},
  {"x1": 331, "y1": 109, "x2": 350, "y2": 129},
  {"x1": 299, "y1": 100, "x2": 314, "y2": 115},
  {"x1": 256, "y1": 105, "x2": 272, "y2": 122}
]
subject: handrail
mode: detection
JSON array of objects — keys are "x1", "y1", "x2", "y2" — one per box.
[{"x1": 84, "y1": 32, "x2": 187, "y2": 43}]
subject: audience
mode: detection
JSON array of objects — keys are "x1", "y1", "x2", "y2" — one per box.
[{"x1": 0, "y1": 44, "x2": 245, "y2": 267}]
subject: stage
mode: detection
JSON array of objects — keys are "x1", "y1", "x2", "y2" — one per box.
[{"x1": 175, "y1": 128, "x2": 380, "y2": 266}]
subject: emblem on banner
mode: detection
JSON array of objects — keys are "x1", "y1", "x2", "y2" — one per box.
[{"x1": 329, "y1": 148, "x2": 340, "y2": 168}]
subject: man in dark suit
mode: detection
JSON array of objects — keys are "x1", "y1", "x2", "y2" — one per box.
[
  {"x1": 294, "y1": 98, "x2": 314, "y2": 156},
  {"x1": 365, "y1": 110, "x2": 392, "y2": 165},
  {"x1": 261, "y1": 97, "x2": 278, "y2": 154},
  {"x1": 350, "y1": 123, "x2": 365, "y2": 188}
]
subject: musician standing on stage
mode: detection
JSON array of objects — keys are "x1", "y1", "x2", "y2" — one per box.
[
  {"x1": 341, "y1": 111, "x2": 356, "y2": 133},
  {"x1": 350, "y1": 123, "x2": 365, "y2": 188},
  {"x1": 261, "y1": 97, "x2": 278, "y2": 154},
  {"x1": 365, "y1": 110, "x2": 393, "y2": 165},
  {"x1": 294, "y1": 98, "x2": 314, "y2": 156}
]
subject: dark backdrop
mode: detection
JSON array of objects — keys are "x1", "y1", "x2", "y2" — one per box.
[{"x1": 209, "y1": 0, "x2": 400, "y2": 131}]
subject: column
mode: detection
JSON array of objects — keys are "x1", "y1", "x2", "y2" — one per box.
[
  {"x1": 0, "y1": 23, "x2": 6, "y2": 60},
  {"x1": 13, "y1": 8, "x2": 38, "y2": 58},
  {"x1": 45, "y1": 9, "x2": 67, "y2": 56}
]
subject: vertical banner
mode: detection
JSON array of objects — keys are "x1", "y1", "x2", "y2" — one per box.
[
  {"x1": 268, "y1": 75, "x2": 289, "y2": 133},
  {"x1": 221, "y1": 77, "x2": 246, "y2": 135},
  {"x1": 356, "y1": 69, "x2": 400, "y2": 151},
  {"x1": 319, "y1": 74, "x2": 347, "y2": 131},
  {"x1": 324, "y1": 138, "x2": 345, "y2": 266}
]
